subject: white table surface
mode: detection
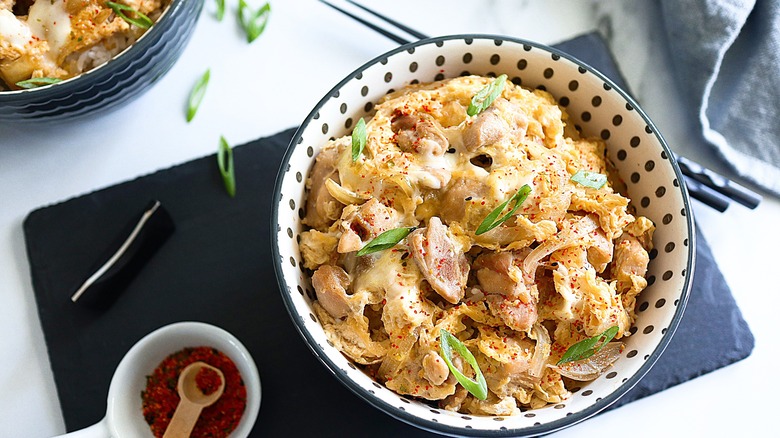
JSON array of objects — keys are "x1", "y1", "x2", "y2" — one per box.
[{"x1": 1, "y1": 1, "x2": 777, "y2": 436}]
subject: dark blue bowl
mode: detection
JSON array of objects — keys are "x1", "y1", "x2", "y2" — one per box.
[{"x1": 0, "y1": 0, "x2": 204, "y2": 123}]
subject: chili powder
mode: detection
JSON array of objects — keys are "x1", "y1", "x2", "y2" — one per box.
[
  {"x1": 141, "y1": 346, "x2": 246, "y2": 438},
  {"x1": 195, "y1": 367, "x2": 222, "y2": 396}
]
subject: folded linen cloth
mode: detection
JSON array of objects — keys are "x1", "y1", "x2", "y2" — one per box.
[{"x1": 659, "y1": 0, "x2": 780, "y2": 195}]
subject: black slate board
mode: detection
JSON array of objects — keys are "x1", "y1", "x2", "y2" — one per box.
[{"x1": 23, "y1": 33, "x2": 754, "y2": 436}]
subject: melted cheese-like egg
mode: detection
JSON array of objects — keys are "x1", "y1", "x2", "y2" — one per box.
[{"x1": 28, "y1": 0, "x2": 72, "y2": 61}]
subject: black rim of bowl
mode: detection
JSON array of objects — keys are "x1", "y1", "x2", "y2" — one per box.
[
  {"x1": 272, "y1": 34, "x2": 696, "y2": 437},
  {"x1": 0, "y1": 0, "x2": 191, "y2": 99}
]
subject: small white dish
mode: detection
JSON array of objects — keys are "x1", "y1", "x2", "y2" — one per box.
[{"x1": 54, "y1": 321, "x2": 261, "y2": 438}]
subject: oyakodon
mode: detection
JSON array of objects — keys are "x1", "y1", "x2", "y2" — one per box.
[{"x1": 298, "y1": 74, "x2": 654, "y2": 415}]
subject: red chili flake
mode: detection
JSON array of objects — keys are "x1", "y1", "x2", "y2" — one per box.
[
  {"x1": 195, "y1": 367, "x2": 222, "y2": 396},
  {"x1": 141, "y1": 347, "x2": 246, "y2": 438}
]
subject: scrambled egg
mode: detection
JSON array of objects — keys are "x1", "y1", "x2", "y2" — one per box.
[{"x1": 300, "y1": 75, "x2": 654, "y2": 415}]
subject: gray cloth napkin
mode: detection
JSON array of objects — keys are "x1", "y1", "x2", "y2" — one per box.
[{"x1": 659, "y1": 0, "x2": 780, "y2": 195}]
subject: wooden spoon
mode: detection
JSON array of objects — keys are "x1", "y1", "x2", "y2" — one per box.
[{"x1": 163, "y1": 361, "x2": 225, "y2": 438}]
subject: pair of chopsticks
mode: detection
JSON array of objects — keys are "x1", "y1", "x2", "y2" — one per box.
[{"x1": 320, "y1": 0, "x2": 762, "y2": 213}]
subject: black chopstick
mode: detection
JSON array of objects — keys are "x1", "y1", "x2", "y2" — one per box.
[
  {"x1": 674, "y1": 154, "x2": 762, "y2": 209},
  {"x1": 345, "y1": 0, "x2": 429, "y2": 40},
  {"x1": 322, "y1": 0, "x2": 762, "y2": 213},
  {"x1": 319, "y1": 0, "x2": 411, "y2": 45},
  {"x1": 684, "y1": 177, "x2": 730, "y2": 212}
]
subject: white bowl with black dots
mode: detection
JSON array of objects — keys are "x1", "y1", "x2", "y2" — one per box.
[{"x1": 272, "y1": 35, "x2": 695, "y2": 437}]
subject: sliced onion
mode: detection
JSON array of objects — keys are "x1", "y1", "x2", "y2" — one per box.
[
  {"x1": 522, "y1": 215, "x2": 599, "y2": 278},
  {"x1": 325, "y1": 178, "x2": 368, "y2": 205},
  {"x1": 550, "y1": 341, "x2": 624, "y2": 381},
  {"x1": 528, "y1": 323, "x2": 551, "y2": 378}
]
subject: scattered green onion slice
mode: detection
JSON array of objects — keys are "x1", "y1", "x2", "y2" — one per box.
[
  {"x1": 351, "y1": 118, "x2": 367, "y2": 162},
  {"x1": 439, "y1": 329, "x2": 488, "y2": 400},
  {"x1": 217, "y1": 136, "x2": 236, "y2": 197},
  {"x1": 570, "y1": 169, "x2": 608, "y2": 189},
  {"x1": 106, "y1": 2, "x2": 153, "y2": 29},
  {"x1": 475, "y1": 184, "x2": 532, "y2": 235},
  {"x1": 557, "y1": 326, "x2": 619, "y2": 365},
  {"x1": 238, "y1": 0, "x2": 271, "y2": 43},
  {"x1": 215, "y1": 0, "x2": 225, "y2": 21},
  {"x1": 15, "y1": 77, "x2": 62, "y2": 89},
  {"x1": 355, "y1": 226, "x2": 416, "y2": 257},
  {"x1": 187, "y1": 69, "x2": 210, "y2": 122},
  {"x1": 467, "y1": 74, "x2": 507, "y2": 116}
]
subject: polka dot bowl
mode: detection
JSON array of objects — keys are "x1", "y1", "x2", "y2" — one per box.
[{"x1": 272, "y1": 35, "x2": 694, "y2": 437}]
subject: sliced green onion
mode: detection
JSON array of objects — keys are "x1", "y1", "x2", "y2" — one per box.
[
  {"x1": 571, "y1": 169, "x2": 607, "y2": 189},
  {"x1": 215, "y1": 0, "x2": 225, "y2": 21},
  {"x1": 351, "y1": 118, "x2": 367, "y2": 162},
  {"x1": 356, "y1": 226, "x2": 415, "y2": 257},
  {"x1": 557, "y1": 326, "x2": 619, "y2": 365},
  {"x1": 475, "y1": 184, "x2": 532, "y2": 235},
  {"x1": 106, "y1": 2, "x2": 153, "y2": 29},
  {"x1": 238, "y1": 0, "x2": 271, "y2": 43},
  {"x1": 467, "y1": 74, "x2": 507, "y2": 116},
  {"x1": 217, "y1": 136, "x2": 236, "y2": 197},
  {"x1": 439, "y1": 329, "x2": 488, "y2": 400},
  {"x1": 187, "y1": 69, "x2": 210, "y2": 122},
  {"x1": 15, "y1": 77, "x2": 62, "y2": 89}
]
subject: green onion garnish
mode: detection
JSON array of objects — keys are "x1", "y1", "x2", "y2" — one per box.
[
  {"x1": 215, "y1": 0, "x2": 225, "y2": 21},
  {"x1": 439, "y1": 329, "x2": 488, "y2": 400},
  {"x1": 355, "y1": 226, "x2": 416, "y2": 257},
  {"x1": 467, "y1": 74, "x2": 507, "y2": 116},
  {"x1": 557, "y1": 326, "x2": 619, "y2": 365},
  {"x1": 351, "y1": 118, "x2": 367, "y2": 162},
  {"x1": 217, "y1": 136, "x2": 236, "y2": 197},
  {"x1": 238, "y1": 0, "x2": 271, "y2": 43},
  {"x1": 570, "y1": 169, "x2": 607, "y2": 189},
  {"x1": 187, "y1": 69, "x2": 210, "y2": 122},
  {"x1": 106, "y1": 2, "x2": 153, "y2": 29},
  {"x1": 15, "y1": 77, "x2": 62, "y2": 89},
  {"x1": 475, "y1": 184, "x2": 531, "y2": 235}
]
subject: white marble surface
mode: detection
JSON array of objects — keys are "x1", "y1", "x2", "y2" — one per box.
[{"x1": 0, "y1": 0, "x2": 777, "y2": 436}]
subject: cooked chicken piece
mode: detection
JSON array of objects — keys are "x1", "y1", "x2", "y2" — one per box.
[
  {"x1": 408, "y1": 217, "x2": 469, "y2": 304},
  {"x1": 338, "y1": 198, "x2": 399, "y2": 253},
  {"x1": 463, "y1": 107, "x2": 507, "y2": 152},
  {"x1": 440, "y1": 386, "x2": 469, "y2": 411},
  {"x1": 392, "y1": 112, "x2": 449, "y2": 157},
  {"x1": 613, "y1": 234, "x2": 650, "y2": 288},
  {"x1": 422, "y1": 351, "x2": 449, "y2": 386},
  {"x1": 486, "y1": 294, "x2": 538, "y2": 333},
  {"x1": 463, "y1": 99, "x2": 529, "y2": 152},
  {"x1": 311, "y1": 265, "x2": 352, "y2": 319},
  {"x1": 303, "y1": 145, "x2": 343, "y2": 230},
  {"x1": 439, "y1": 177, "x2": 489, "y2": 225},
  {"x1": 587, "y1": 226, "x2": 613, "y2": 273},
  {"x1": 473, "y1": 250, "x2": 532, "y2": 302}
]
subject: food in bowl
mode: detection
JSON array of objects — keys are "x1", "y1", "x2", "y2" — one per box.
[
  {"x1": 0, "y1": 0, "x2": 170, "y2": 90},
  {"x1": 275, "y1": 35, "x2": 694, "y2": 436},
  {"x1": 141, "y1": 346, "x2": 247, "y2": 438},
  {"x1": 299, "y1": 74, "x2": 654, "y2": 416}
]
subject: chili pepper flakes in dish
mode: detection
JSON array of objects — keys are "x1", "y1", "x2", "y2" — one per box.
[{"x1": 141, "y1": 346, "x2": 246, "y2": 438}]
